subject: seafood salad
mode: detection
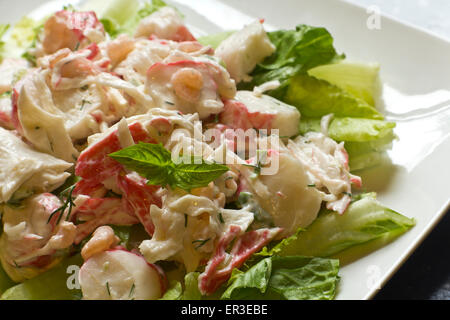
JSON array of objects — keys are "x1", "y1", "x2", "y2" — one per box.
[{"x1": 0, "y1": 0, "x2": 415, "y2": 300}]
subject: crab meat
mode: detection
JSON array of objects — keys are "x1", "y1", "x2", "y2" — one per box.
[
  {"x1": 198, "y1": 226, "x2": 281, "y2": 295},
  {"x1": 220, "y1": 91, "x2": 300, "y2": 137},
  {"x1": 72, "y1": 196, "x2": 139, "y2": 244},
  {"x1": 75, "y1": 121, "x2": 155, "y2": 185},
  {"x1": 215, "y1": 21, "x2": 275, "y2": 83},
  {"x1": 0, "y1": 193, "x2": 76, "y2": 282},
  {"x1": 41, "y1": 10, "x2": 105, "y2": 55},
  {"x1": 134, "y1": 7, "x2": 195, "y2": 42},
  {"x1": 117, "y1": 173, "x2": 162, "y2": 236},
  {"x1": 287, "y1": 132, "x2": 362, "y2": 215},
  {"x1": 79, "y1": 248, "x2": 166, "y2": 300},
  {"x1": 0, "y1": 127, "x2": 72, "y2": 203}
]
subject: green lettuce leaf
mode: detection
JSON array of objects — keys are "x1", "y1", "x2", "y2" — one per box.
[
  {"x1": 86, "y1": 0, "x2": 168, "y2": 37},
  {"x1": 159, "y1": 272, "x2": 203, "y2": 300},
  {"x1": 284, "y1": 74, "x2": 383, "y2": 120},
  {"x1": 239, "y1": 24, "x2": 344, "y2": 98},
  {"x1": 299, "y1": 117, "x2": 396, "y2": 142},
  {"x1": 270, "y1": 193, "x2": 415, "y2": 258},
  {"x1": 221, "y1": 256, "x2": 340, "y2": 300},
  {"x1": 197, "y1": 31, "x2": 234, "y2": 49},
  {"x1": 299, "y1": 116, "x2": 396, "y2": 170},
  {"x1": 159, "y1": 280, "x2": 183, "y2": 300},
  {"x1": 0, "y1": 264, "x2": 15, "y2": 295},
  {"x1": 1, "y1": 254, "x2": 83, "y2": 300},
  {"x1": 308, "y1": 61, "x2": 381, "y2": 106}
]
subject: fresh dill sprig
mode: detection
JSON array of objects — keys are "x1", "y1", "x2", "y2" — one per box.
[{"x1": 47, "y1": 185, "x2": 76, "y2": 225}]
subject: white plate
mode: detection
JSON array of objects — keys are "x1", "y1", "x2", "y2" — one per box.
[{"x1": 1, "y1": 0, "x2": 449, "y2": 300}]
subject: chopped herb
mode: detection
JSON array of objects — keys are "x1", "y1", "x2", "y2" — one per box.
[
  {"x1": 80, "y1": 99, "x2": 91, "y2": 110},
  {"x1": 307, "y1": 184, "x2": 316, "y2": 187},
  {"x1": 46, "y1": 185, "x2": 76, "y2": 225},
  {"x1": 342, "y1": 192, "x2": 352, "y2": 197},
  {"x1": 74, "y1": 42, "x2": 80, "y2": 51},
  {"x1": 184, "y1": 214, "x2": 188, "y2": 228},
  {"x1": 214, "y1": 113, "x2": 219, "y2": 123},
  {"x1": 128, "y1": 283, "x2": 135, "y2": 298},
  {"x1": 12, "y1": 260, "x2": 21, "y2": 268},
  {"x1": 80, "y1": 85, "x2": 89, "y2": 91},
  {"x1": 71, "y1": 154, "x2": 78, "y2": 162},
  {"x1": 106, "y1": 282, "x2": 111, "y2": 296},
  {"x1": 192, "y1": 238, "x2": 211, "y2": 249},
  {"x1": 218, "y1": 212, "x2": 225, "y2": 224},
  {"x1": 165, "y1": 100, "x2": 175, "y2": 105},
  {"x1": 225, "y1": 176, "x2": 234, "y2": 181}
]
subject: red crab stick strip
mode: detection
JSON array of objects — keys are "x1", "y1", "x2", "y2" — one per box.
[
  {"x1": 117, "y1": 173, "x2": 162, "y2": 236},
  {"x1": 198, "y1": 226, "x2": 282, "y2": 295},
  {"x1": 75, "y1": 122, "x2": 154, "y2": 185},
  {"x1": 72, "y1": 197, "x2": 139, "y2": 244}
]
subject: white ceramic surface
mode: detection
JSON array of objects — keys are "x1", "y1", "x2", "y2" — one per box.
[{"x1": 1, "y1": 0, "x2": 449, "y2": 300}]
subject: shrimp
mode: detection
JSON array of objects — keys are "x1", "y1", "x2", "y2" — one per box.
[
  {"x1": 106, "y1": 35, "x2": 135, "y2": 68},
  {"x1": 41, "y1": 10, "x2": 105, "y2": 55},
  {"x1": 81, "y1": 226, "x2": 120, "y2": 260},
  {"x1": 170, "y1": 67, "x2": 204, "y2": 103}
]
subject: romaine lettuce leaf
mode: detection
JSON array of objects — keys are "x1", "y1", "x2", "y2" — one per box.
[
  {"x1": 159, "y1": 280, "x2": 183, "y2": 300},
  {"x1": 159, "y1": 272, "x2": 203, "y2": 300},
  {"x1": 1, "y1": 254, "x2": 83, "y2": 300},
  {"x1": 284, "y1": 74, "x2": 383, "y2": 120},
  {"x1": 299, "y1": 116, "x2": 396, "y2": 170},
  {"x1": 197, "y1": 31, "x2": 235, "y2": 49},
  {"x1": 221, "y1": 256, "x2": 340, "y2": 300},
  {"x1": 86, "y1": 0, "x2": 168, "y2": 38},
  {"x1": 0, "y1": 264, "x2": 15, "y2": 295},
  {"x1": 239, "y1": 24, "x2": 344, "y2": 98},
  {"x1": 265, "y1": 193, "x2": 415, "y2": 258},
  {"x1": 308, "y1": 61, "x2": 381, "y2": 106},
  {"x1": 299, "y1": 116, "x2": 396, "y2": 142}
]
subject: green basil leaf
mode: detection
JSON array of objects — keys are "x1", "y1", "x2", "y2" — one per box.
[
  {"x1": 173, "y1": 162, "x2": 229, "y2": 190},
  {"x1": 109, "y1": 142, "x2": 229, "y2": 190},
  {"x1": 109, "y1": 142, "x2": 173, "y2": 186}
]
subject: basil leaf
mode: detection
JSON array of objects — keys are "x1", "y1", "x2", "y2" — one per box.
[
  {"x1": 109, "y1": 142, "x2": 174, "y2": 186},
  {"x1": 173, "y1": 162, "x2": 229, "y2": 190},
  {"x1": 109, "y1": 142, "x2": 229, "y2": 190}
]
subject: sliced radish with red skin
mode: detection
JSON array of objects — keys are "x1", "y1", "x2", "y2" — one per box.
[{"x1": 79, "y1": 248, "x2": 166, "y2": 300}]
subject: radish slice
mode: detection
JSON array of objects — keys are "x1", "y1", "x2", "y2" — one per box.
[{"x1": 79, "y1": 249, "x2": 165, "y2": 300}]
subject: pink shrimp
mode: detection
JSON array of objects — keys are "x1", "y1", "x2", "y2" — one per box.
[{"x1": 42, "y1": 10, "x2": 105, "y2": 54}]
